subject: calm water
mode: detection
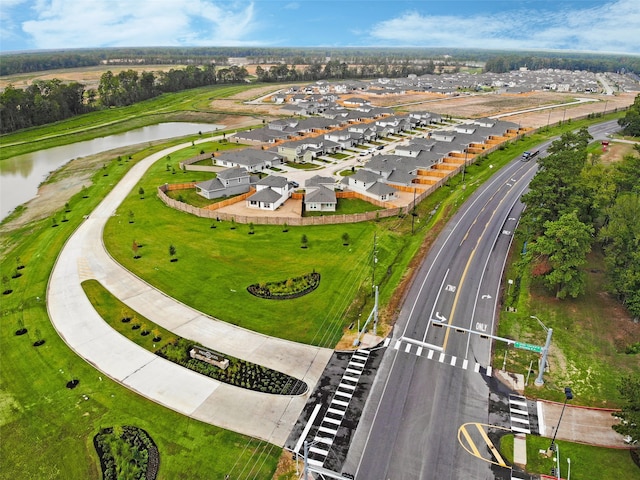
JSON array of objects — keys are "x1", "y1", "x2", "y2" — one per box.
[{"x1": 0, "y1": 122, "x2": 221, "y2": 220}]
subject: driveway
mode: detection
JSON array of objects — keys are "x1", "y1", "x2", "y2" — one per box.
[{"x1": 47, "y1": 138, "x2": 333, "y2": 447}]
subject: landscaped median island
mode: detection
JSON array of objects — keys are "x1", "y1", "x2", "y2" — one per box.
[{"x1": 82, "y1": 280, "x2": 308, "y2": 395}]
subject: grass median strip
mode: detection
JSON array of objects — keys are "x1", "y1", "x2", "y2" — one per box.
[{"x1": 82, "y1": 279, "x2": 308, "y2": 395}]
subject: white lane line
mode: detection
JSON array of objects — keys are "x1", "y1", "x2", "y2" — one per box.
[
  {"x1": 383, "y1": 337, "x2": 391, "y2": 347},
  {"x1": 474, "y1": 363, "x2": 481, "y2": 373},
  {"x1": 394, "y1": 340, "x2": 401, "y2": 350},
  {"x1": 310, "y1": 446, "x2": 329, "y2": 455},
  {"x1": 486, "y1": 365, "x2": 492, "y2": 377}
]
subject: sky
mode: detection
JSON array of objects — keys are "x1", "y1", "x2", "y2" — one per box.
[{"x1": 1, "y1": 0, "x2": 639, "y2": 55}]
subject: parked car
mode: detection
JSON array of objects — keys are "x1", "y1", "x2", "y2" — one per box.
[
  {"x1": 290, "y1": 181, "x2": 299, "y2": 188},
  {"x1": 376, "y1": 145, "x2": 384, "y2": 150}
]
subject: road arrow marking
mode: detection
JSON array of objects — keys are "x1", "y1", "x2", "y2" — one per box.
[
  {"x1": 435, "y1": 312, "x2": 447, "y2": 322},
  {"x1": 481, "y1": 294, "x2": 492, "y2": 299}
]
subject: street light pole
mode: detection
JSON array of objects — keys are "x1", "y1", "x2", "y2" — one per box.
[
  {"x1": 303, "y1": 440, "x2": 310, "y2": 480},
  {"x1": 567, "y1": 457, "x2": 571, "y2": 480},
  {"x1": 531, "y1": 315, "x2": 553, "y2": 386},
  {"x1": 548, "y1": 387, "x2": 573, "y2": 455}
]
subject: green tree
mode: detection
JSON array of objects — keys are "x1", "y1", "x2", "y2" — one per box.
[
  {"x1": 612, "y1": 374, "x2": 640, "y2": 444},
  {"x1": 527, "y1": 211, "x2": 594, "y2": 299},
  {"x1": 342, "y1": 232, "x2": 350, "y2": 245},
  {"x1": 301, "y1": 234, "x2": 308, "y2": 248},
  {"x1": 138, "y1": 187, "x2": 145, "y2": 199},
  {"x1": 169, "y1": 244, "x2": 177, "y2": 261},
  {"x1": 618, "y1": 93, "x2": 640, "y2": 137},
  {"x1": 521, "y1": 130, "x2": 592, "y2": 235},
  {"x1": 600, "y1": 193, "x2": 640, "y2": 317},
  {"x1": 612, "y1": 146, "x2": 640, "y2": 195}
]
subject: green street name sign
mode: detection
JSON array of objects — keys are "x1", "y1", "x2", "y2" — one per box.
[{"x1": 514, "y1": 342, "x2": 543, "y2": 354}]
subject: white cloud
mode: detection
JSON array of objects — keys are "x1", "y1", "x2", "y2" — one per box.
[
  {"x1": 19, "y1": 0, "x2": 260, "y2": 49},
  {"x1": 369, "y1": 0, "x2": 640, "y2": 54}
]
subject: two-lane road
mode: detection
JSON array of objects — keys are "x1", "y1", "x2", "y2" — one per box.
[{"x1": 346, "y1": 120, "x2": 622, "y2": 480}]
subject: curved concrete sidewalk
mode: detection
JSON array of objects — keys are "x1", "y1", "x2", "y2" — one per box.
[{"x1": 47, "y1": 140, "x2": 333, "y2": 447}]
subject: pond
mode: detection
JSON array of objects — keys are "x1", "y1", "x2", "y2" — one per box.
[{"x1": 0, "y1": 122, "x2": 222, "y2": 221}]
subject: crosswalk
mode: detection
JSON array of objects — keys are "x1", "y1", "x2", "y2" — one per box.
[
  {"x1": 509, "y1": 394, "x2": 532, "y2": 434},
  {"x1": 383, "y1": 337, "x2": 494, "y2": 377},
  {"x1": 305, "y1": 349, "x2": 370, "y2": 468}
]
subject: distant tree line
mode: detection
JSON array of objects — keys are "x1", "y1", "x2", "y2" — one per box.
[
  {"x1": 0, "y1": 64, "x2": 251, "y2": 133},
  {"x1": 254, "y1": 59, "x2": 437, "y2": 82},
  {"x1": 483, "y1": 54, "x2": 640, "y2": 74},
  {"x1": 0, "y1": 80, "x2": 92, "y2": 133},
  {"x1": 520, "y1": 113, "x2": 640, "y2": 317},
  {"x1": 3, "y1": 46, "x2": 638, "y2": 77},
  {"x1": 96, "y1": 64, "x2": 249, "y2": 107}
]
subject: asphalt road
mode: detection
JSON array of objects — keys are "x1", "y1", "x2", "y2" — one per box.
[{"x1": 343, "y1": 120, "x2": 622, "y2": 480}]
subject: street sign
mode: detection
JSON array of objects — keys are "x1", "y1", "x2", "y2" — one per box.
[{"x1": 514, "y1": 342, "x2": 543, "y2": 354}]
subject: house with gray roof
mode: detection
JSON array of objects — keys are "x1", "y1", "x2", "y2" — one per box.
[
  {"x1": 246, "y1": 175, "x2": 292, "y2": 211},
  {"x1": 304, "y1": 185, "x2": 337, "y2": 212},
  {"x1": 341, "y1": 168, "x2": 398, "y2": 202},
  {"x1": 195, "y1": 167, "x2": 253, "y2": 200},
  {"x1": 215, "y1": 149, "x2": 284, "y2": 173}
]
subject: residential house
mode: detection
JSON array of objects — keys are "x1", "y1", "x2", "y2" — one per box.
[
  {"x1": 195, "y1": 167, "x2": 253, "y2": 200},
  {"x1": 304, "y1": 185, "x2": 337, "y2": 212},
  {"x1": 215, "y1": 149, "x2": 284, "y2": 173},
  {"x1": 246, "y1": 175, "x2": 292, "y2": 210}
]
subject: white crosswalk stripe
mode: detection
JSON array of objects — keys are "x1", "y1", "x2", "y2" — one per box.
[
  {"x1": 385, "y1": 338, "x2": 494, "y2": 378},
  {"x1": 302, "y1": 349, "x2": 371, "y2": 468}
]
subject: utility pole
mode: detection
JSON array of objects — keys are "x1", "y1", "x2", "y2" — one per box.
[
  {"x1": 372, "y1": 233, "x2": 377, "y2": 295},
  {"x1": 411, "y1": 187, "x2": 417, "y2": 234}
]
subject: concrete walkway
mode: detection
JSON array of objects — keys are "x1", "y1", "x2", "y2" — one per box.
[
  {"x1": 47, "y1": 139, "x2": 333, "y2": 447},
  {"x1": 538, "y1": 400, "x2": 629, "y2": 448}
]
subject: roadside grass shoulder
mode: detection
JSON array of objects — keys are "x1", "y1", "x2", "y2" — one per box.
[
  {"x1": 0, "y1": 140, "x2": 279, "y2": 479},
  {"x1": 500, "y1": 434, "x2": 638, "y2": 480}
]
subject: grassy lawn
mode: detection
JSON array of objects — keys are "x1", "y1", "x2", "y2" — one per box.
[
  {"x1": 500, "y1": 434, "x2": 638, "y2": 480},
  {"x1": 303, "y1": 198, "x2": 382, "y2": 216},
  {"x1": 0, "y1": 140, "x2": 279, "y2": 480},
  {"x1": 286, "y1": 161, "x2": 321, "y2": 170}
]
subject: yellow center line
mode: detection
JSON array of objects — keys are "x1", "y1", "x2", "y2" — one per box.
[{"x1": 475, "y1": 423, "x2": 507, "y2": 467}]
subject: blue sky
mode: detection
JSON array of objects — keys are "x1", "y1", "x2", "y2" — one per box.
[{"x1": 1, "y1": 0, "x2": 639, "y2": 54}]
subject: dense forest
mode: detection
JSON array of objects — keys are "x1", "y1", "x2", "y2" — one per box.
[
  {"x1": 520, "y1": 112, "x2": 640, "y2": 317},
  {"x1": 2, "y1": 47, "x2": 638, "y2": 76}
]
